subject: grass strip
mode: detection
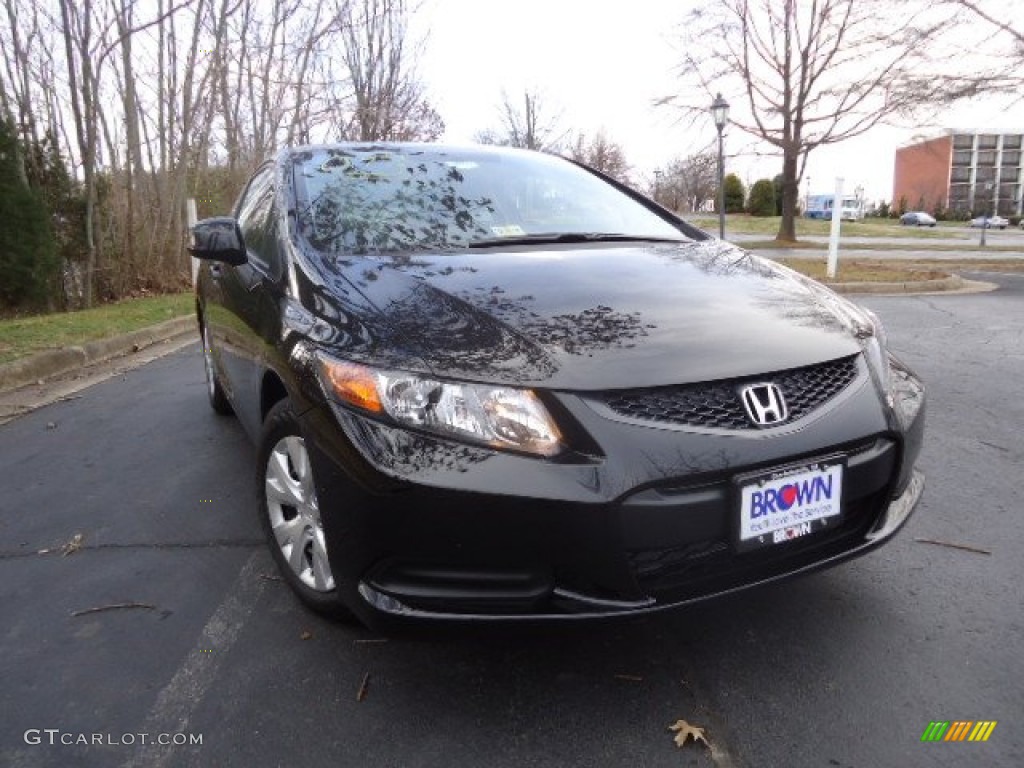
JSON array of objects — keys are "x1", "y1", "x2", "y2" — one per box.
[{"x1": 0, "y1": 293, "x2": 193, "y2": 365}]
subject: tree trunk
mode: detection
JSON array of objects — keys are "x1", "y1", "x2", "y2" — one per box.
[
  {"x1": 776, "y1": 145, "x2": 800, "y2": 242},
  {"x1": 58, "y1": 0, "x2": 99, "y2": 307}
]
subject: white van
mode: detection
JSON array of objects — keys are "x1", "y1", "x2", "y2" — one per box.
[{"x1": 805, "y1": 194, "x2": 864, "y2": 221}]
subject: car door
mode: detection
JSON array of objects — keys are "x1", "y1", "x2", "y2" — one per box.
[{"x1": 208, "y1": 165, "x2": 287, "y2": 438}]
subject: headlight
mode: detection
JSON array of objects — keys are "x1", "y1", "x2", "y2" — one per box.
[
  {"x1": 805, "y1": 282, "x2": 919, "y2": 426},
  {"x1": 887, "y1": 354, "x2": 925, "y2": 431},
  {"x1": 840, "y1": 304, "x2": 925, "y2": 428},
  {"x1": 855, "y1": 306, "x2": 892, "y2": 396},
  {"x1": 316, "y1": 355, "x2": 563, "y2": 457}
]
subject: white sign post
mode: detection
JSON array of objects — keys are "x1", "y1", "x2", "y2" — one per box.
[
  {"x1": 826, "y1": 177, "x2": 843, "y2": 280},
  {"x1": 187, "y1": 198, "x2": 198, "y2": 287}
]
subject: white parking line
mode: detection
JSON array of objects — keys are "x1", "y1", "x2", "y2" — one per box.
[{"x1": 122, "y1": 550, "x2": 271, "y2": 768}]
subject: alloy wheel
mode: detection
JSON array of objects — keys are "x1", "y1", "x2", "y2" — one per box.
[{"x1": 264, "y1": 436, "x2": 336, "y2": 591}]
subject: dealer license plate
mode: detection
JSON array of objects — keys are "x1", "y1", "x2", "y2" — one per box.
[{"x1": 736, "y1": 459, "x2": 844, "y2": 552}]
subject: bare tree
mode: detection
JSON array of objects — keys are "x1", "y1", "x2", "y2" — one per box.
[
  {"x1": 660, "y1": 0, "x2": 991, "y2": 242},
  {"x1": 942, "y1": 0, "x2": 1024, "y2": 83},
  {"x1": 477, "y1": 89, "x2": 567, "y2": 152},
  {"x1": 1, "y1": 0, "x2": 45, "y2": 175},
  {"x1": 1, "y1": 0, "x2": 445, "y2": 307},
  {"x1": 57, "y1": 0, "x2": 106, "y2": 305},
  {"x1": 337, "y1": 0, "x2": 441, "y2": 141},
  {"x1": 388, "y1": 99, "x2": 445, "y2": 141},
  {"x1": 568, "y1": 130, "x2": 631, "y2": 183},
  {"x1": 655, "y1": 152, "x2": 719, "y2": 214}
]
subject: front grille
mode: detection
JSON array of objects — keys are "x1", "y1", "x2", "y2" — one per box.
[{"x1": 599, "y1": 355, "x2": 859, "y2": 430}]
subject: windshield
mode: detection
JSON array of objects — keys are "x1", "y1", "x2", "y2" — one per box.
[{"x1": 291, "y1": 145, "x2": 689, "y2": 256}]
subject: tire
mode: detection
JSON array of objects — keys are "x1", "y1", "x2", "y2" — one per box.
[
  {"x1": 201, "y1": 319, "x2": 233, "y2": 416},
  {"x1": 257, "y1": 399, "x2": 354, "y2": 619}
]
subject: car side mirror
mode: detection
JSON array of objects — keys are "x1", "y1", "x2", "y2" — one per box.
[{"x1": 189, "y1": 217, "x2": 247, "y2": 266}]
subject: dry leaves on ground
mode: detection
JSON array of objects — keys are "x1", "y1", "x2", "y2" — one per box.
[
  {"x1": 669, "y1": 719, "x2": 709, "y2": 749},
  {"x1": 61, "y1": 533, "x2": 84, "y2": 556}
]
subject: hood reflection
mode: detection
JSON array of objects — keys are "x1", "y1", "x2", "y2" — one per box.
[{"x1": 300, "y1": 240, "x2": 863, "y2": 390}]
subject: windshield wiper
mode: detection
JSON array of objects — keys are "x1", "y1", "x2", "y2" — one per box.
[{"x1": 467, "y1": 233, "x2": 689, "y2": 248}]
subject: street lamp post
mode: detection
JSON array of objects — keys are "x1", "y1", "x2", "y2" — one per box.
[{"x1": 711, "y1": 93, "x2": 730, "y2": 240}]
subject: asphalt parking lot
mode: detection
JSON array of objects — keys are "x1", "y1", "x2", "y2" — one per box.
[{"x1": 1, "y1": 272, "x2": 1021, "y2": 767}]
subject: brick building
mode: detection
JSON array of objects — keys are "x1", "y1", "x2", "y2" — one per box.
[{"x1": 892, "y1": 132, "x2": 1023, "y2": 217}]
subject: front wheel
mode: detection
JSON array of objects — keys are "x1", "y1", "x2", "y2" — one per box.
[{"x1": 257, "y1": 399, "x2": 354, "y2": 619}]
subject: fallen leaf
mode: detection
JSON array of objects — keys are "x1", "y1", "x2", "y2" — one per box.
[
  {"x1": 61, "y1": 533, "x2": 84, "y2": 556},
  {"x1": 46, "y1": 422, "x2": 57, "y2": 430},
  {"x1": 300, "y1": 630, "x2": 312, "y2": 640},
  {"x1": 71, "y1": 602, "x2": 156, "y2": 617},
  {"x1": 356, "y1": 672, "x2": 370, "y2": 702},
  {"x1": 914, "y1": 538, "x2": 991, "y2": 556},
  {"x1": 669, "y1": 719, "x2": 709, "y2": 749}
]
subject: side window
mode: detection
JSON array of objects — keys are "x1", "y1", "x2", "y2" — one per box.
[{"x1": 236, "y1": 167, "x2": 281, "y2": 275}]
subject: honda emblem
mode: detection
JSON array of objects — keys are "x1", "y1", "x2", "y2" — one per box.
[{"x1": 740, "y1": 383, "x2": 788, "y2": 426}]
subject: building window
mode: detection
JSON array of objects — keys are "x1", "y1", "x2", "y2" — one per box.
[
  {"x1": 975, "y1": 167, "x2": 995, "y2": 183},
  {"x1": 952, "y1": 150, "x2": 973, "y2": 166},
  {"x1": 1002, "y1": 134, "x2": 1022, "y2": 149},
  {"x1": 1001, "y1": 168, "x2": 1020, "y2": 183},
  {"x1": 1001, "y1": 150, "x2": 1021, "y2": 167},
  {"x1": 952, "y1": 134, "x2": 974, "y2": 150},
  {"x1": 977, "y1": 150, "x2": 997, "y2": 166},
  {"x1": 978, "y1": 134, "x2": 998, "y2": 149},
  {"x1": 948, "y1": 184, "x2": 971, "y2": 209},
  {"x1": 951, "y1": 166, "x2": 971, "y2": 183},
  {"x1": 996, "y1": 197, "x2": 1018, "y2": 216}
]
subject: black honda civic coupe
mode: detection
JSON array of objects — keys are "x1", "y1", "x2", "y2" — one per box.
[{"x1": 190, "y1": 142, "x2": 925, "y2": 627}]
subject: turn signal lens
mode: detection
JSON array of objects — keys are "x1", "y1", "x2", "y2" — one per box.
[{"x1": 317, "y1": 359, "x2": 383, "y2": 413}]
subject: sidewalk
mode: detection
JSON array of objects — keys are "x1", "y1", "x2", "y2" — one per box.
[{"x1": 750, "y1": 244, "x2": 1024, "y2": 261}]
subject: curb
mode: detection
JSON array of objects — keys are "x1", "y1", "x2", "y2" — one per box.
[
  {"x1": 827, "y1": 274, "x2": 964, "y2": 295},
  {"x1": 0, "y1": 315, "x2": 196, "y2": 394}
]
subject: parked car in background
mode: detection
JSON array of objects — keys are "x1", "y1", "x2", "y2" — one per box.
[
  {"x1": 899, "y1": 211, "x2": 937, "y2": 227},
  {"x1": 190, "y1": 142, "x2": 926, "y2": 628},
  {"x1": 969, "y1": 215, "x2": 1008, "y2": 229}
]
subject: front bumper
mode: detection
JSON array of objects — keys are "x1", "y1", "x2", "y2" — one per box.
[
  {"x1": 300, "y1": 357, "x2": 926, "y2": 626},
  {"x1": 356, "y1": 468, "x2": 925, "y2": 622}
]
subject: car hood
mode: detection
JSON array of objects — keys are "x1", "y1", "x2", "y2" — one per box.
[{"x1": 302, "y1": 240, "x2": 865, "y2": 391}]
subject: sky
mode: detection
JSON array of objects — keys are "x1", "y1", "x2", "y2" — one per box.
[{"x1": 412, "y1": 0, "x2": 1024, "y2": 204}]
